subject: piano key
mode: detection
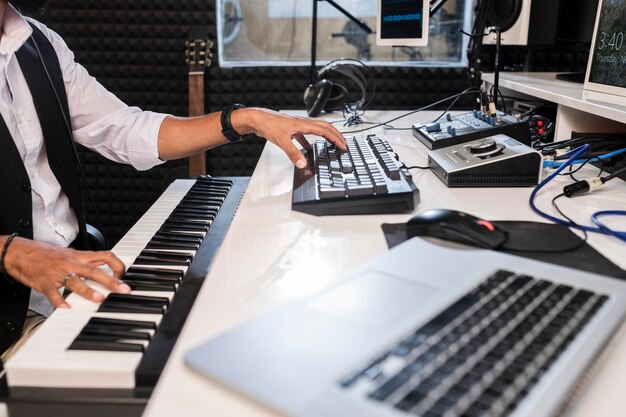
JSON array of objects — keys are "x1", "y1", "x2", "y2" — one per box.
[
  {"x1": 145, "y1": 239, "x2": 200, "y2": 250},
  {"x1": 123, "y1": 273, "x2": 183, "y2": 284},
  {"x1": 181, "y1": 196, "x2": 225, "y2": 204},
  {"x1": 134, "y1": 251, "x2": 193, "y2": 266},
  {"x1": 151, "y1": 231, "x2": 203, "y2": 242},
  {"x1": 125, "y1": 266, "x2": 185, "y2": 279},
  {"x1": 86, "y1": 316, "x2": 157, "y2": 331},
  {"x1": 69, "y1": 339, "x2": 145, "y2": 353},
  {"x1": 160, "y1": 221, "x2": 210, "y2": 232},
  {"x1": 168, "y1": 210, "x2": 215, "y2": 219},
  {"x1": 123, "y1": 280, "x2": 178, "y2": 292},
  {"x1": 97, "y1": 293, "x2": 170, "y2": 314},
  {"x1": 163, "y1": 218, "x2": 212, "y2": 227},
  {"x1": 79, "y1": 327, "x2": 152, "y2": 342}
]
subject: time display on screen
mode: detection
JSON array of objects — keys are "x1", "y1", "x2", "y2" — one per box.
[
  {"x1": 597, "y1": 31, "x2": 624, "y2": 50},
  {"x1": 588, "y1": 0, "x2": 626, "y2": 89}
]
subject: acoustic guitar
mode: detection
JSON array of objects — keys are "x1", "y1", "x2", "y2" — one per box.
[{"x1": 185, "y1": 30, "x2": 214, "y2": 177}]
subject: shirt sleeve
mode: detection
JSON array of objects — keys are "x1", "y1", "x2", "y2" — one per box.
[{"x1": 26, "y1": 19, "x2": 167, "y2": 171}]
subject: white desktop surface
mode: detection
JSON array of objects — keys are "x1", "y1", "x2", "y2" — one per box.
[{"x1": 138, "y1": 110, "x2": 626, "y2": 417}]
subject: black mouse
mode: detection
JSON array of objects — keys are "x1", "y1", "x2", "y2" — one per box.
[{"x1": 406, "y1": 209, "x2": 508, "y2": 249}]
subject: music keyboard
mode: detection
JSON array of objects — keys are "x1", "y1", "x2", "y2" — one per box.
[{"x1": 0, "y1": 176, "x2": 249, "y2": 417}]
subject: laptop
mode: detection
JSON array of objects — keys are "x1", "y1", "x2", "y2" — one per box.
[{"x1": 185, "y1": 238, "x2": 626, "y2": 417}]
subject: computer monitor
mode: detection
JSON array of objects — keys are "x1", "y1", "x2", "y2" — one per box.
[
  {"x1": 376, "y1": 0, "x2": 429, "y2": 47},
  {"x1": 583, "y1": 0, "x2": 626, "y2": 106}
]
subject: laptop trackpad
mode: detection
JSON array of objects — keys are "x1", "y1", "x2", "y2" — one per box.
[{"x1": 306, "y1": 271, "x2": 437, "y2": 330}]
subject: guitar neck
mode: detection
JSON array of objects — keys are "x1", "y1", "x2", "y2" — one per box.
[{"x1": 188, "y1": 73, "x2": 206, "y2": 177}]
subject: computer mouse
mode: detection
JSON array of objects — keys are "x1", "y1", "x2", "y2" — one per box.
[{"x1": 406, "y1": 209, "x2": 507, "y2": 249}]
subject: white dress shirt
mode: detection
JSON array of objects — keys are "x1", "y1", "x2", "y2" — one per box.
[{"x1": 0, "y1": 5, "x2": 168, "y2": 315}]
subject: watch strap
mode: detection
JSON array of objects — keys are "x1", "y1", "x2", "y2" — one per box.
[{"x1": 221, "y1": 104, "x2": 248, "y2": 142}]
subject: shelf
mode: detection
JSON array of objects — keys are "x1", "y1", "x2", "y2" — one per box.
[{"x1": 482, "y1": 72, "x2": 626, "y2": 139}]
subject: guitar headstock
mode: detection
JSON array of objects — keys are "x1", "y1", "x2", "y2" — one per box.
[{"x1": 185, "y1": 31, "x2": 214, "y2": 74}]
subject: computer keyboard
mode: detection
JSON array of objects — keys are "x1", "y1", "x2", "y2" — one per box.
[
  {"x1": 291, "y1": 133, "x2": 420, "y2": 215},
  {"x1": 339, "y1": 269, "x2": 607, "y2": 417}
]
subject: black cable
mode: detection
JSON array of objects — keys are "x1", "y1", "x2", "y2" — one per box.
[
  {"x1": 559, "y1": 156, "x2": 603, "y2": 181},
  {"x1": 603, "y1": 166, "x2": 626, "y2": 182},
  {"x1": 500, "y1": 193, "x2": 588, "y2": 253},
  {"x1": 406, "y1": 165, "x2": 429, "y2": 170},
  {"x1": 340, "y1": 88, "x2": 481, "y2": 135},
  {"x1": 435, "y1": 97, "x2": 460, "y2": 122}
]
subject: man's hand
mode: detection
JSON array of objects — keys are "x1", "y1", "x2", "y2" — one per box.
[
  {"x1": 234, "y1": 108, "x2": 347, "y2": 169},
  {"x1": 3, "y1": 237, "x2": 129, "y2": 308}
]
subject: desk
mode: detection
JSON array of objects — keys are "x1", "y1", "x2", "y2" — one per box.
[{"x1": 136, "y1": 110, "x2": 626, "y2": 417}]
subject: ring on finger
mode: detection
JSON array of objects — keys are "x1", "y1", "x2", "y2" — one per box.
[{"x1": 63, "y1": 272, "x2": 77, "y2": 286}]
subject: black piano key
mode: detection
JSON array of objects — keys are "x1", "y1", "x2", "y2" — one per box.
[
  {"x1": 134, "y1": 250, "x2": 193, "y2": 266},
  {"x1": 190, "y1": 181, "x2": 227, "y2": 188},
  {"x1": 202, "y1": 179, "x2": 232, "y2": 187},
  {"x1": 190, "y1": 182, "x2": 232, "y2": 190},
  {"x1": 157, "y1": 227, "x2": 206, "y2": 235},
  {"x1": 164, "y1": 217, "x2": 212, "y2": 227},
  {"x1": 123, "y1": 280, "x2": 178, "y2": 292},
  {"x1": 182, "y1": 197, "x2": 225, "y2": 205},
  {"x1": 69, "y1": 339, "x2": 145, "y2": 353},
  {"x1": 123, "y1": 273, "x2": 182, "y2": 283},
  {"x1": 164, "y1": 215, "x2": 212, "y2": 223},
  {"x1": 160, "y1": 221, "x2": 209, "y2": 232},
  {"x1": 187, "y1": 188, "x2": 226, "y2": 195},
  {"x1": 97, "y1": 301, "x2": 166, "y2": 314},
  {"x1": 145, "y1": 240, "x2": 199, "y2": 250},
  {"x1": 86, "y1": 317, "x2": 157, "y2": 330},
  {"x1": 171, "y1": 208, "x2": 218, "y2": 216},
  {"x1": 152, "y1": 231, "x2": 203, "y2": 243},
  {"x1": 98, "y1": 293, "x2": 169, "y2": 314},
  {"x1": 125, "y1": 266, "x2": 184, "y2": 279},
  {"x1": 178, "y1": 198, "x2": 223, "y2": 205},
  {"x1": 192, "y1": 180, "x2": 232, "y2": 188},
  {"x1": 81, "y1": 327, "x2": 152, "y2": 341},
  {"x1": 171, "y1": 207, "x2": 216, "y2": 215}
]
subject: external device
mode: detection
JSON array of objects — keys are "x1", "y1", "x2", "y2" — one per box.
[
  {"x1": 584, "y1": 0, "x2": 626, "y2": 107},
  {"x1": 427, "y1": 134, "x2": 542, "y2": 187},
  {"x1": 376, "y1": 0, "x2": 429, "y2": 47},
  {"x1": 186, "y1": 237, "x2": 626, "y2": 417},
  {"x1": 412, "y1": 110, "x2": 531, "y2": 150}
]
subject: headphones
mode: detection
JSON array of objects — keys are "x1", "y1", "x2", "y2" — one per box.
[{"x1": 304, "y1": 58, "x2": 372, "y2": 117}]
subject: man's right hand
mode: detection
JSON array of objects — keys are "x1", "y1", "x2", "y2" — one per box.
[{"x1": 2, "y1": 236, "x2": 129, "y2": 308}]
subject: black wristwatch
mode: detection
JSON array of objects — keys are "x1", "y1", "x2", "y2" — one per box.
[{"x1": 221, "y1": 103, "x2": 249, "y2": 142}]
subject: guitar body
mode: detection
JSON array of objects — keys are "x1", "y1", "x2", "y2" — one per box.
[{"x1": 186, "y1": 31, "x2": 214, "y2": 177}]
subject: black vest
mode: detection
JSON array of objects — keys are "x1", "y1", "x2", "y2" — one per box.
[{"x1": 0, "y1": 24, "x2": 88, "y2": 355}]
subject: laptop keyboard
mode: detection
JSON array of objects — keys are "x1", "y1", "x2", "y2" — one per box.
[{"x1": 338, "y1": 270, "x2": 608, "y2": 417}]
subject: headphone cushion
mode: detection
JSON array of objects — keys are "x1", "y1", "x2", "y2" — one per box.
[
  {"x1": 304, "y1": 79, "x2": 333, "y2": 117},
  {"x1": 324, "y1": 83, "x2": 350, "y2": 111}
]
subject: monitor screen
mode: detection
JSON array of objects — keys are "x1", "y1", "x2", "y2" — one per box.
[
  {"x1": 376, "y1": 0, "x2": 429, "y2": 47},
  {"x1": 584, "y1": 0, "x2": 626, "y2": 104}
]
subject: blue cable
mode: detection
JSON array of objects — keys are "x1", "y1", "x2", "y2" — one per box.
[
  {"x1": 530, "y1": 145, "x2": 593, "y2": 228},
  {"x1": 592, "y1": 211, "x2": 626, "y2": 243},
  {"x1": 530, "y1": 144, "x2": 626, "y2": 240},
  {"x1": 543, "y1": 147, "x2": 626, "y2": 168}
]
